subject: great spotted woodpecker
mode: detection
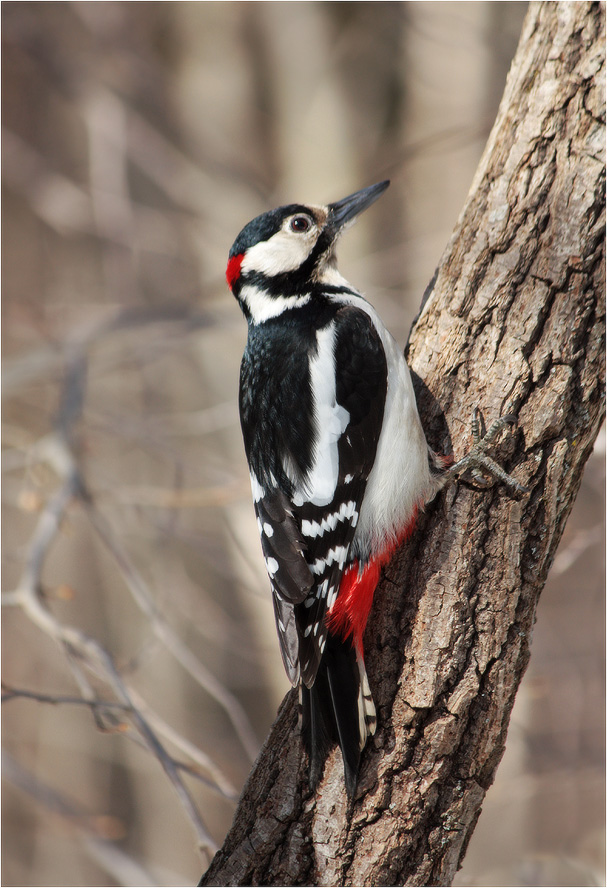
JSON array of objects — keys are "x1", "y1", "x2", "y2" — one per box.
[{"x1": 227, "y1": 181, "x2": 523, "y2": 797}]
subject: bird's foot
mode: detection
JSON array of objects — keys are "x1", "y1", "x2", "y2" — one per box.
[{"x1": 440, "y1": 408, "x2": 528, "y2": 497}]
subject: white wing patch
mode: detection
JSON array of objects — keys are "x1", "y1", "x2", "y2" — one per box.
[{"x1": 301, "y1": 322, "x2": 350, "y2": 507}]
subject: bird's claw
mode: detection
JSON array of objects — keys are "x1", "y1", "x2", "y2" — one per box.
[{"x1": 443, "y1": 409, "x2": 528, "y2": 497}]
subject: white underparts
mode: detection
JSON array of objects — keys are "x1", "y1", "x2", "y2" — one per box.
[{"x1": 316, "y1": 271, "x2": 440, "y2": 558}]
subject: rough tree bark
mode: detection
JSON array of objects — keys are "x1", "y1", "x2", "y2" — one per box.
[{"x1": 200, "y1": 4, "x2": 605, "y2": 886}]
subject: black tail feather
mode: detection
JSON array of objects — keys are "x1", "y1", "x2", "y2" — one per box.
[
  {"x1": 301, "y1": 672, "x2": 332, "y2": 791},
  {"x1": 301, "y1": 634, "x2": 362, "y2": 798}
]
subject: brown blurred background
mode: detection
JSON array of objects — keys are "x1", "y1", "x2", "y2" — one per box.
[{"x1": 2, "y1": 3, "x2": 604, "y2": 886}]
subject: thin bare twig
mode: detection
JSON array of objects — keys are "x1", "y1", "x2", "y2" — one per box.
[
  {"x1": 2, "y1": 683, "x2": 131, "y2": 712},
  {"x1": 127, "y1": 688, "x2": 239, "y2": 802},
  {"x1": 3, "y1": 752, "x2": 161, "y2": 887},
  {"x1": 85, "y1": 500, "x2": 259, "y2": 762},
  {"x1": 2, "y1": 322, "x2": 253, "y2": 856}
]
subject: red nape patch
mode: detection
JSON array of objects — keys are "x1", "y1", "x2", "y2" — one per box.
[
  {"x1": 327, "y1": 508, "x2": 420, "y2": 656},
  {"x1": 226, "y1": 253, "x2": 244, "y2": 290}
]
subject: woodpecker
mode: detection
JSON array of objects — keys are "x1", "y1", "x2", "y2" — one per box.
[{"x1": 227, "y1": 181, "x2": 523, "y2": 798}]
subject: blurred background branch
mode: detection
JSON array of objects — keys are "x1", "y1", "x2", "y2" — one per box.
[{"x1": 3, "y1": 3, "x2": 603, "y2": 886}]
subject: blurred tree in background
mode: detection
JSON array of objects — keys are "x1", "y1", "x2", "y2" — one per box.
[{"x1": 2, "y1": 3, "x2": 603, "y2": 886}]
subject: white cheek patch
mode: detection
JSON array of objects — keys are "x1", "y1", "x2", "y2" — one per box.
[{"x1": 241, "y1": 229, "x2": 314, "y2": 277}]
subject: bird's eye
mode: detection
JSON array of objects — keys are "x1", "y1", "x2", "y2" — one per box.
[{"x1": 290, "y1": 215, "x2": 311, "y2": 233}]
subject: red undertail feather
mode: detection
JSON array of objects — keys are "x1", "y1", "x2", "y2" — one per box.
[
  {"x1": 327, "y1": 558, "x2": 380, "y2": 656},
  {"x1": 327, "y1": 508, "x2": 419, "y2": 655}
]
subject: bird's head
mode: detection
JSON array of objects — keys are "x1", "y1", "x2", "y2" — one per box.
[{"x1": 226, "y1": 181, "x2": 389, "y2": 323}]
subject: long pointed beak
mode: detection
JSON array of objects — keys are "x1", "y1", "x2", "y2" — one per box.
[{"x1": 327, "y1": 180, "x2": 390, "y2": 231}]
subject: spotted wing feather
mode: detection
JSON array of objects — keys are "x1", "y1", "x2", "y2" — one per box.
[
  {"x1": 271, "y1": 592, "x2": 300, "y2": 684},
  {"x1": 294, "y1": 306, "x2": 387, "y2": 684},
  {"x1": 242, "y1": 304, "x2": 387, "y2": 689},
  {"x1": 292, "y1": 486, "x2": 365, "y2": 687},
  {"x1": 254, "y1": 492, "x2": 313, "y2": 604},
  {"x1": 253, "y1": 491, "x2": 312, "y2": 686}
]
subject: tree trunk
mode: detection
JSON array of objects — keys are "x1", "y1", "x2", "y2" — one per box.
[{"x1": 200, "y1": 3, "x2": 605, "y2": 885}]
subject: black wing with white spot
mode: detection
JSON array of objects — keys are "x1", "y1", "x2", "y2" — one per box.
[
  {"x1": 254, "y1": 490, "x2": 313, "y2": 604},
  {"x1": 253, "y1": 489, "x2": 313, "y2": 684},
  {"x1": 241, "y1": 304, "x2": 387, "y2": 688},
  {"x1": 292, "y1": 306, "x2": 387, "y2": 685}
]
